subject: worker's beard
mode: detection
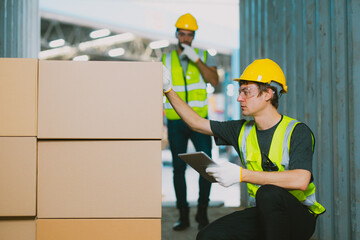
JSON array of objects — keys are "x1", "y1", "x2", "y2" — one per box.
[{"x1": 178, "y1": 41, "x2": 191, "y2": 51}]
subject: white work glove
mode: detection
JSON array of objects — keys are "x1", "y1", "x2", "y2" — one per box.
[
  {"x1": 181, "y1": 44, "x2": 200, "y2": 63},
  {"x1": 162, "y1": 65, "x2": 172, "y2": 93},
  {"x1": 206, "y1": 161, "x2": 241, "y2": 188}
]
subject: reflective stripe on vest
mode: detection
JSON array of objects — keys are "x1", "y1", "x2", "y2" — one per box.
[
  {"x1": 162, "y1": 49, "x2": 208, "y2": 120},
  {"x1": 238, "y1": 116, "x2": 326, "y2": 215}
]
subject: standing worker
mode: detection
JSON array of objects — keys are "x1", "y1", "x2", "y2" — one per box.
[
  {"x1": 162, "y1": 58, "x2": 325, "y2": 239},
  {"x1": 162, "y1": 13, "x2": 219, "y2": 231}
]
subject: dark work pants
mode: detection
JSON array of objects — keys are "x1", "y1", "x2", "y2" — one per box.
[
  {"x1": 167, "y1": 119, "x2": 212, "y2": 209},
  {"x1": 197, "y1": 185, "x2": 316, "y2": 240}
]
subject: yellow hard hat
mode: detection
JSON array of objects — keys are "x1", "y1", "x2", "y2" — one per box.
[
  {"x1": 234, "y1": 58, "x2": 288, "y2": 93},
  {"x1": 175, "y1": 13, "x2": 198, "y2": 31}
]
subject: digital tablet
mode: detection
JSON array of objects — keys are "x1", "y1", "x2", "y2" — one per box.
[{"x1": 178, "y1": 151, "x2": 218, "y2": 183}]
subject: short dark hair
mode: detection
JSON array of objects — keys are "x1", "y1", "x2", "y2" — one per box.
[{"x1": 239, "y1": 80, "x2": 280, "y2": 109}]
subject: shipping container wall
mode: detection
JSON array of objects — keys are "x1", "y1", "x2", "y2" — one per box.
[
  {"x1": 0, "y1": 0, "x2": 40, "y2": 58},
  {"x1": 239, "y1": 0, "x2": 360, "y2": 239}
]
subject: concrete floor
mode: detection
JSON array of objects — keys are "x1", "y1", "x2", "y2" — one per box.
[{"x1": 161, "y1": 206, "x2": 243, "y2": 240}]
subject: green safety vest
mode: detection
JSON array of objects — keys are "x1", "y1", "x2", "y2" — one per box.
[
  {"x1": 162, "y1": 49, "x2": 208, "y2": 120},
  {"x1": 238, "y1": 115, "x2": 326, "y2": 216}
]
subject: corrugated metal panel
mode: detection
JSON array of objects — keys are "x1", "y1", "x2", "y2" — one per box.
[
  {"x1": 0, "y1": 0, "x2": 40, "y2": 58},
  {"x1": 239, "y1": 0, "x2": 360, "y2": 239},
  {"x1": 349, "y1": 0, "x2": 360, "y2": 238}
]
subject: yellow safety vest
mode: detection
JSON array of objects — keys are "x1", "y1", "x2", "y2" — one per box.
[
  {"x1": 238, "y1": 115, "x2": 326, "y2": 215},
  {"x1": 162, "y1": 49, "x2": 208, "y2": 120}
]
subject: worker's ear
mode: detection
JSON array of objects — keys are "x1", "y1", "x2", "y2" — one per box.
[{"x1": 264, "y1": 88, "x2": 274, "y2": 101}]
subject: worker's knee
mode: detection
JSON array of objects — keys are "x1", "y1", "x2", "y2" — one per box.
[
  {"x1": 256, "y1": 184, "x2": 286, "y2": 207},
  {"x1": 196, "y1": 227, "x2": 224, "y2": 240},
  {"x1": 173, "y1": 168, "x2": 187, "y2": 178},
  {"x1": 172, "y1": 161, "x2": 187, "y2": 175}
]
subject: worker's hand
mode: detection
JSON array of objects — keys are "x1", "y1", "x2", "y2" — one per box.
[
  {"x1": 181, "y1": 44, "x2": 200, "y2": 63},
  {"x1": 163, "y1": 65, "x2": 172, "y2": 93},
  {"x1": 206, "y1": 161, "x2": 241, "y2": 187}
]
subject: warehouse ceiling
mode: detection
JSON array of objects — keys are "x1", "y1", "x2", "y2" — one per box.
[{"x1": 39, "y1": 0, "x2": 239, "y2": 71}]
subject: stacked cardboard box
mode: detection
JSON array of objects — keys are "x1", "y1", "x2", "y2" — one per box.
[
  {"x1": 0, "y1": 58, "x2": 163, "y2": 239},
  {"x1": 0, "y1": 58, "x2": 38, "y2": 240}
]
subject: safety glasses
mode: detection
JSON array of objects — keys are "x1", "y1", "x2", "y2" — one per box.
[
  {"x1": 177, "y1": 31, "x2": 195, "y2": 38},
  {"x1": 238, "y1": 85, "x2": 259, "y2": 99}
]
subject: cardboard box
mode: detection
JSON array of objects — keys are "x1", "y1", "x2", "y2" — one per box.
[
  {"x1": 0, "y1": 137, "x2": 37, "y2": 216},
  {"x1": 37, "y1": 219, "x2": 160, "y2": 240},
  {"x1": 38, "y1": 60, "x2": 163, "y2": 139},
  {"x1": 0, "y1": 58, "x2": 38, "y2": 136},
  {"x1": 37, "y1": 140, "x2": 161, "y2": 218},
  {"x1": 0, "y1": 219, "x2": 36, "y2": 240}
]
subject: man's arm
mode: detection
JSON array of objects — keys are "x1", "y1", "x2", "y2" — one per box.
[
  {"x1": 196, "y1": 60, "x2": 219, "y2": 87},
  {"x1": 206, "y1": 161, "x2": 311, "y2": 191},
  {"x1": 165, "y1": 89, "x2": 213, "y2": 136},
  {"x1": 180, "y1": 44, "x2": 219, "y2": 86},
  {"x1": 163, "y1": 65, "x2": 213, "y2": 135},
  {"x1": 242, "y1": 168, "x2": 311, "y2": 191}
]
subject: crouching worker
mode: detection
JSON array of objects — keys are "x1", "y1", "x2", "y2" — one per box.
[{"x1": 162, "y1": 58, "x2": 325, "y2": 240}]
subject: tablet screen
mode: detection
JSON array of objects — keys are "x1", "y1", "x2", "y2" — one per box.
[{"x1": 178, "y1": 151, "x2": 218, "y2": 183}]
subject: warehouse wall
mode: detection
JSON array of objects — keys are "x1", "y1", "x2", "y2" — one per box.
[
  {"x1": 239, "y1": 0, "x2": 360, "y2": 239},
  {"x1": 0, "y1": 0, "x2": 40, "y2": 58}
]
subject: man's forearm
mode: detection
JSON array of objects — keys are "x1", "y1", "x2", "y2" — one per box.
[
  {"x1": 242, "y1": 168, "x2": 311, "y2": 191},
  {"x1": 196, "y1": 60, "x2": 219, "y2": 87}
]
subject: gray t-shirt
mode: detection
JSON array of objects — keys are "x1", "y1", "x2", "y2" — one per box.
[
  {"x1": 179, "y1": 50, "x2": 217, "y2": 77},
  {"x1": 209, "y1": 116, "x2": 314, "y2": 174}
]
